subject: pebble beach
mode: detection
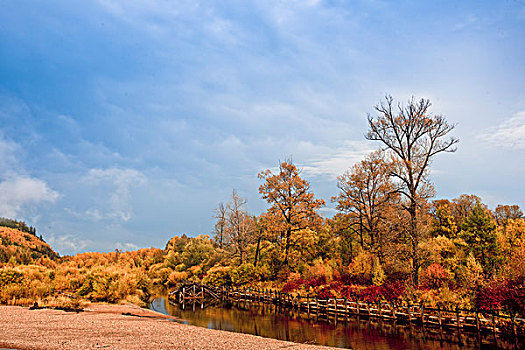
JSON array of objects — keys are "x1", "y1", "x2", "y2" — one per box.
[{"x1": 0, "y1": 305, "x2": 336, "y2": 350}]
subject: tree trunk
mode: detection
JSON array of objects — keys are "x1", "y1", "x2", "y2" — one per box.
[
  {"x1": 409, "y1": 202, "x2": 419, "y2": 286},
  {"x1": 284, "y1": 227, "x2": 291, "y2": 266},
  {"x1": 254, "y1": 233, "x2": 262, "y2": 267}
]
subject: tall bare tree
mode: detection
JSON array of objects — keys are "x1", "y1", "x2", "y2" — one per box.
[
  {"x1": 213, "y1": 202, "x2": 229, "y2": 249},
  {"x1": 366, "y1": 95, "x2": 458, "y2": 285},
  {"x1": 226, "y1": 190, "x2": 254, "y2": 265}
]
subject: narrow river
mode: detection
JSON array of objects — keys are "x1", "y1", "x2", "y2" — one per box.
[{"x1": 150, "y1": 297, "x2": 519, "y2": 349}]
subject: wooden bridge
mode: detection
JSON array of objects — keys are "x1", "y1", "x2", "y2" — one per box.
[
  {"x1": 169, "y1": 283, "x2": 524, "y2": 337},
  {"x1": 169, "y1": 282, "x2": 222, "y2": 304}
]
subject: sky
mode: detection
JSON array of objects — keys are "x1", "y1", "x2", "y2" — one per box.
[{"x1": 1, "y1": 0, "x2": 524, "y2": 255}]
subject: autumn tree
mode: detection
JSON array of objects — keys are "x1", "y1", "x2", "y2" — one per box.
[
  {"x1": 225, "y1": 191, "x2": 254, "y2": 265},
  {"x1": 494, "y1": 204, "x2": 523, "y2": 258},
  {"x1": 430, "y1": 200, "x2": 458, "y2": 238},
  {"x1": 494, "y1": 204, "x2": 523, "y2": 226},
  {"x1": 451, "y1": 194, "x2": 484, "y2": 226},
  {"x1": 334, "y1": 150, "x2": 396, "y2": 262},
  {"x1": 258, "y1": 160, "x2": 325, "y2": 266},
  {"x1": 497, "y1": 217, "x2": 525, "y2": 280},
  {"x1": 330, "y1": 213, "x2": 358, "y2": 266},
  {"x1": 366, "y1": 95, "x2": 458, "y2": 285}
]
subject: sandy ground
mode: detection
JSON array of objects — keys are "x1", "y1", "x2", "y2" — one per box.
[{"x1": 0, "y1": 304, "x2": 335, "y2": 350}]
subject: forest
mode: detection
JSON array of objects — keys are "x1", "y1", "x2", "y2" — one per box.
[{"x1": 0, "y1": 96, "x2": 523, "y2": 319}]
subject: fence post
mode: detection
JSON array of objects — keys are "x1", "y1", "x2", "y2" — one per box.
[
  {"x1": 420, "y1": 302, "x2": 424, "y2": 324},
  {"x1": 315, "y1": 297, "x2": 319, "y2": 320},
  {"x1": 456, "y1": 306, "x2": 461, "y2": 329},
  {"x1": 344, "y1": 298, "x2": 349, "y2": 322},
  {"x1": 437, "y1": 305, "x2": 442, "y2": 327},
  {"x1": 334, "y1": 298, "x2": 338, "y2": 323},
  {"x1": 511, "y1": 314, "x2": 517, "y2": 338},
  {"x1": 391, "y1": 302, "x2": 396, "y2": 321},
  {"x1": 307, "y1": 294, "x2": 310, "y2": 315}
]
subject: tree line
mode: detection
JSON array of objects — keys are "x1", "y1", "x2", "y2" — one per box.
[{"x1": 208, "y1": 95, "x2": 524, "y2": 313}]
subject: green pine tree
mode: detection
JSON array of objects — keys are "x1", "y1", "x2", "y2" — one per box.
[{"x1": 459, "y1": 203, "x2": 498, "y2": 276}]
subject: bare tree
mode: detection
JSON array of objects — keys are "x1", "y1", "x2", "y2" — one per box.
[
  {"x1": 226, "y1": 190, "x2": 254, "y2": 265},
  {"x1": 213, "y1": 202, "x2": 229, "y2": 249},
  {"x1": 366, "y1": 95, "x2": 458, "y2": 285}
]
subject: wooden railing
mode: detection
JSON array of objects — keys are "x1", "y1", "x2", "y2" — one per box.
[{"x1": 170, "y1": 283, "x2": 524, "y2": 337}]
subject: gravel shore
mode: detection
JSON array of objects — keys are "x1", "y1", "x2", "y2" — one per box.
[{"x1": 0, "y1": 305, "x2": 336, "y2": 350}]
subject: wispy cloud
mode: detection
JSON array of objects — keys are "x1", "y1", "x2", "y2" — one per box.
[
  {"x1": 301, "y1": 141, "x2": 374, "y2": 179},
  {"x1": 0, "y1": 134, "x2": 20, "y2": 176},
  {"x1": 0, "y1": 176, "x2": 59, "y2": 218},
  {"x1": 0, "y1": 134, "x2": 59, "y2": 218},
  {"x1": 477, "y1": 111, "x2": 525, "y2": 149},
  {"x1": 81, "y1": 167, "x2": 147, "y2": 222},
  {"x1": 115, "y1": 241, "x2": 139, "y2": 251},
  {"x1": 47, "y1": 233, "x2": 91, "y2": 255}
]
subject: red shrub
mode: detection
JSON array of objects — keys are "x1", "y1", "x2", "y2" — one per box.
[
  {"x1": 421, "y1": 263, "x2": 451, "y2": 289},
  {"x1": 281, "y1": 277, "x2": 304, "y2": 293},
  {"x1": 381, "y1": 280, "x2": 405, "y2": 302},
  {"x1": 503, "y1": 277, "x2": 525, "y2": 316},
  {"x1": 317, "y1": 286, "x2": 334, "y2": 300},
  {"x1": 306, "y1": 275, "x2": 327, "y2": 288},
  {"x1": 477, "y1": 278, "x2": 525, "y2": 315},
  {"x1": 341, "y1": 285, "x2": 360, "y2": 299},
  {"x1": 360, "y1": 285, "x2": 381, "y2": 303},
  {"x1": 329, "y1": 280, "x2": 343, "y2": 292},
  {"x1": 337, "y1": 273, "x2": 353, "y2": 285},
  {"x1": 475, "y1": 281, "x2": 508, "y2": 312}
]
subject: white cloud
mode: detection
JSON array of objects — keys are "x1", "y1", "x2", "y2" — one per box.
[
  {"x1": 82, "y1": 167, "x2": 147, "y2": 222},
  {"x1": 477, "y1": 111, "x2": 525, "y2": 149},
  {"x1": 0, "y1": 176, "x2": 59, "y2": 218},
  {"x1": 300, "y1": 141, "x2": 374, "y2": 179},
  {"x1": 115, "y1": 241, "x2": 140, "y2": 251},
  {"x1": 47, "y1": 233, "x2": 91, "y2": 255},
  {"x1": 0, "y1": 134, "x2": 59, "y2": 218},
  {"x1": 0, "y1": 134, "x2": 22, "y2": 177}
]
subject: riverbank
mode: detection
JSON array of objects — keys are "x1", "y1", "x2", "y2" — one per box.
[{"x1": 0, "y1": 304, "x2": 335, "y2": 350}]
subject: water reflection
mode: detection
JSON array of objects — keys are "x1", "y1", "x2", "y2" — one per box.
[{"x1": 150, "y1": 297, "x2": 520, "y2": 349}]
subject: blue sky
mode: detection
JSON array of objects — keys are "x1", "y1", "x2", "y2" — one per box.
[{"x1": 1, "y1": 0, "x2": 524, "y2": 255}]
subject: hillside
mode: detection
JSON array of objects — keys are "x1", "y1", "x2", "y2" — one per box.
[{"x1": 0, "y1": 226, "x2": 58, "y2": 263}]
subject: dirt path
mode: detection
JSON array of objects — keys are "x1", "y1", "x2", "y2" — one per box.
[{"x1": 0, "y1": 305, "x2": 336, "y2": 350}]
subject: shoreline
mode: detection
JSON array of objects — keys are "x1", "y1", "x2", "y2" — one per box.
[{"x1": 0, "y1": 304, "x2": 335, "y2": 350}]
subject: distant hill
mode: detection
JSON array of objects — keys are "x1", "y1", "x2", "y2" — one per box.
[{"x1": 0, "y1": 222, "x2": 58, "y2": 264}]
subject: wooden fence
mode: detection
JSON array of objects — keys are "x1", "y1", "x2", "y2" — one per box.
[{"x1": 171, "y1": 283, "x2": 524, "y2": 337}]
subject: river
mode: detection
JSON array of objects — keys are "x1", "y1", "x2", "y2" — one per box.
[{"x1": 150, "y1": 297, "x2": 520, "y2": 349}]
